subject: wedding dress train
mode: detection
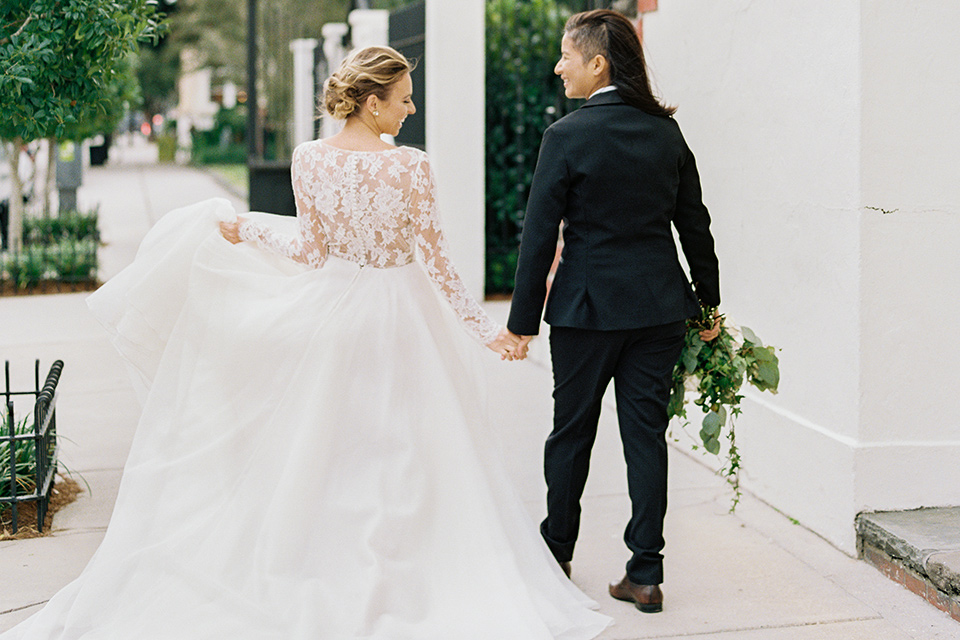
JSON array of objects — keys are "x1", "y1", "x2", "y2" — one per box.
[{"x1": 2, "y1": 142, "x2": 610, "y2": 639}]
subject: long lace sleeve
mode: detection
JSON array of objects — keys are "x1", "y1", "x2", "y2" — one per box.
[
  {"x1": 409, "y1": 156, "x2": 502, "y2": 345},
  {"x1": 238, "y1": 145, "x2": 328, "y2": 268}
]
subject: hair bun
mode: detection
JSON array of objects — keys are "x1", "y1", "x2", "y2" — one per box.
[
  {"x1": 320, "y1": 46, "x2": 414, "y2": 121},
  {"x1": 323, "y1": 74, "x2": 360, "y2": 120}
]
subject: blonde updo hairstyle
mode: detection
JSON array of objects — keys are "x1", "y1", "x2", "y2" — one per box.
[{"x1": 323, "y1": 46, "x2": 414, "y2": 120}]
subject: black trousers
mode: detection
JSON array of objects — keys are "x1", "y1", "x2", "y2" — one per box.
[{"x1": 542, "y1": 321, "x2": 685, "y2": 585}]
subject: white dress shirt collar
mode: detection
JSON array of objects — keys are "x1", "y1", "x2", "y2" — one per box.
[{"x1": 587, "y1": 85, "x2": 617, "y2": 99}]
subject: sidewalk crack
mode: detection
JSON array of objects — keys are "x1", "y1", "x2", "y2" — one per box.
[{"x1": 1, "y1": 600, "x2": 47, "y2": 616}]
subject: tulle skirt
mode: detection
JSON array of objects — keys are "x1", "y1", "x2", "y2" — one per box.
[{"x1": 3, "y1": 199, "x2": 610, "y2": 639}]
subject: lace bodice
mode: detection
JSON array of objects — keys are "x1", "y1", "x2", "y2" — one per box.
[{"x1": 239, "y1": 141, "x2": 501, "y2": 345}]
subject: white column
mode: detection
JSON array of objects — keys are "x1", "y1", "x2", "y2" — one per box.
[
  {"x1": 222, "y1": 81, "x2": 238, "y2": 109},
  {"x1": 426, "y1": 0, "x2": 486, "y2": 300},
  {"x1": 347, "y1": 9, "x2": 392, "y2": 147},
  {"x1": 320, "y1": 23, "x2": 349, "y2": 140},
  {"x1": 176, "y1": 49, "x2": 218, "y2": 135},
  {"x1": 348, "y1": 9, "x2": 389, "y2": 49},
  {"x1": 289, "y1": 38, "x2": 319, "y2": 146}
]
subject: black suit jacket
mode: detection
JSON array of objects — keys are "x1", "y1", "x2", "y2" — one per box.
[{"x1": 507, "y1": 90, "x2": 720, "y2": 336}]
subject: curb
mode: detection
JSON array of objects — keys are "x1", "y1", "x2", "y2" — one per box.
[{"x1": 858, "y1": 508, "x2": 960, "y2": 623}]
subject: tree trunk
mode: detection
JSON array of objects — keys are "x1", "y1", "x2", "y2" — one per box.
[
  {"x1": 7, "y1": 138, "x2": 24, "y2": 253},
  {"x1": 43, "y1": 136, "x2": 56, "y2": 218}
]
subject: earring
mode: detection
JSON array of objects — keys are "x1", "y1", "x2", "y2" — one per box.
[{"x1": 373, "y1": 109, "x2": 380, "y2": 116}]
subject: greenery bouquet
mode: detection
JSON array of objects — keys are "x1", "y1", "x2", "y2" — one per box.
[{"x1": 668, "y1": 306, "x2": 780, "y2": 509}]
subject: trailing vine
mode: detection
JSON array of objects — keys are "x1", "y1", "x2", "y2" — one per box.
[{"x1": 668, "y1": 306, "x2": 780, "y2": 510}]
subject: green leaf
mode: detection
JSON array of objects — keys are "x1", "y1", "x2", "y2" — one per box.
[
  {"x1": 740, "y1": 326, "x2": 762, "y2": 346},
  {"x1": 704, "y1": 437, "x2": 721, "y2": 455},
  {"x1": 667, "y1": 383, "x2": 685, "y2": 420},
  {"x1": 756, "y1": 361, "x2": 780, "y2": 390},
  {"x1": 702, "y1": 411, "x2": 723, "y2": 437},
  {"x1": 682, "y1": 336, "x2": 703, "y2": 373}
]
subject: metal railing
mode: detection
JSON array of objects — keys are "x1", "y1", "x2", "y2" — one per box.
[{"x1": 1, "y1": 360, "x2": 63, "y2": 534}]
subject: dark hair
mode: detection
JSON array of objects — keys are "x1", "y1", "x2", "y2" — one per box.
[{"x1": 564, "y1": 9, "x2": 676, "y2": 117}]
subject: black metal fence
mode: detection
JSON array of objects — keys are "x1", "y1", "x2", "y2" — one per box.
[{"x1": 1, "y1": 360, "x2": 63, "y2": 534}]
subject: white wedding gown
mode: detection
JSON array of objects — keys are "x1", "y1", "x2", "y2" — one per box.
[{"x1": 3, "y1": 141, "x2": 610, "y2": 639}]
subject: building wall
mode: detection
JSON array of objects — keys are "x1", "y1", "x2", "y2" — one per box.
[
  {"x1": 641, "y1": 0, "x2": 960, "y2": 553},
  {"x1": 856, "y1": 1, "x2": 960, "y2": 511}
]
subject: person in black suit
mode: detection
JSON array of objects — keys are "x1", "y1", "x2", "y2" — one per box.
[{"x1": 507, "y1": 9, "x2": 721, "y2": 613}]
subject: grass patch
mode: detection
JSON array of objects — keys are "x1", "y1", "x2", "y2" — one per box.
[{"x1": 205, "y1": 164, "x2": 248, "y2": 196}]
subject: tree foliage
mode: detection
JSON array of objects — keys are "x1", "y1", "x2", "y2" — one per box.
[
  {"x1": 1, "y1": 0, "x2": 163, "y2": 252},
  {"x1": 64, "y1": 53, "x2": 142, "y2": 142},
  {"x1": 0, "y1": 0, "x2": 164, "y2": 142},
  {"x1": 485, "y1": 0, "x2": 574, "y2": 294},
  {"x1": 141, "y1": 0, "x2": 352, "y2": 159}
]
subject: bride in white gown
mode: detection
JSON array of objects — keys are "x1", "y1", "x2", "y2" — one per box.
[{"x1": 2, "y1": 47, "x2": 610, "y2": 639}]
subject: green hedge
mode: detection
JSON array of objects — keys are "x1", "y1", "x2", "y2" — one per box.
[
  {"x1": 22, "y1": 210, "x2": 99, "y2": 245},
  {"x1": 2, "y1": 239, "x2": 98, "y2": 288},
  {"x1": 191, "y1": 106, "x2": 247, "y2": 166},
  {"x1": 485, "y1": 0, "x2": 574, "y2": 295},
  {"x1": 2, "y1": 210, "x2": 100, "y2": 289}
]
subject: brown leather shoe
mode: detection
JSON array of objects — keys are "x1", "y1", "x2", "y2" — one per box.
[
  {"x1": 559, "y1": 561, "x2": 571, "y2": 578},
  {"x1": 608, "y1": 576, "x2": 663, "y2": 613}
]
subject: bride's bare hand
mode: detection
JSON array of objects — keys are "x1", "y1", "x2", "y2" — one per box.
[
  {"x1": 219, "y1": 219, "x2": 244, "y2": 244},
  {"x1": 487, "y1": 329, "x2": 524, "y2": 361}
]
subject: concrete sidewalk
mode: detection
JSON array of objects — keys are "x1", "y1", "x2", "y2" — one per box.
[{"x1": 2, "y1": 141, "x2": 957, "y2": 638}]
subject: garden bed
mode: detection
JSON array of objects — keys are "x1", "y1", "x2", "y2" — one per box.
[
  {"x1": 0, "y1": 210, "x2": 99, "y2": 296},
  {"x1": 1, "y1": 279, "x2": 99, "y2": 296},
  {"x1": 0, "y1": 475, "x2": 82, "y2": 540}
]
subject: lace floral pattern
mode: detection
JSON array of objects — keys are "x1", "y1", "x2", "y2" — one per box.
[{"x1": 239, "y1": 141, "x2": 501, "y2": 345}]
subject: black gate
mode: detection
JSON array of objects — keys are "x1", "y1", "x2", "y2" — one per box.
[
  {"x1": 389, "y1": 2, "x2": 425, "y2": 150},
  {"x1": 1, "y1": 360, "x2": 62, "y2": 535}
]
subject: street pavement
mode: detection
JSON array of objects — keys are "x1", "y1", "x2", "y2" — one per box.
[{"x1": 1, "y1": 137, "x2": 957, "y2": 638}]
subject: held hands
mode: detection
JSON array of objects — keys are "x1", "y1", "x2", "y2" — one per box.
[
  {"x1": 487, "y1": 329, "x2": 534, "y2": 361},
  {"x1": 219, "y1": 217, "x2": 246, "y2": 244}
]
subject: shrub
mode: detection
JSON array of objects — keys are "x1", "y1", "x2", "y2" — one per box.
[
  {"x1": 485, "y1": 0, "x2": 574, "y2": 295},
  {"x1": 4, "y1": 245, "x2": 49, "y2": 288},
  {"x1": 191, "y1": 106, "x2": 247, "y2": 166},
  {"x1": 157, "y1": 133, "x2": 177, "y2": 163},
  {"x1": 0, "y1": 413, "x2": 47, "y2": 503},
  {"x1": 50, "y1": 238, "x2": 98, "y2": 282},
  {"x1": 22, "y1": 210, "x2": 99, "y2": 245},
  {"x1": 2, "y1": 209, "x2": 100, "y2": 290}
]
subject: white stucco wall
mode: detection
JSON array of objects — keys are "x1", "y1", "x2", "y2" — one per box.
[
  {"x1": 425, "y1": 0, "x2": 486, "y2": 300},
  {"x1": 644, "y1": 1, "x2": 960, "y2": 553},
  {"x1": 857, "y1": 1, "x2": 960, "y2": 511}
]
